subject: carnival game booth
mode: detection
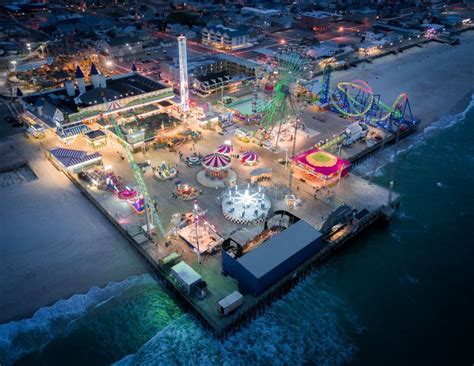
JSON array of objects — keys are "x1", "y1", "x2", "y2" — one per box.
[
  {"x1": 84, "y1": 130, "x2": 107, "y2": 149},
  {"x1": 292, "y1": 148, "x2": 350, "y2": 189}
]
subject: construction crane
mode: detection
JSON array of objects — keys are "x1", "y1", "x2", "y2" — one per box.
[{"x1": 108, "y1": 116, "x2": 165, "y2": 240}]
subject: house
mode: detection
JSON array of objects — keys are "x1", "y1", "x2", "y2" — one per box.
[
  {"x1": 161, "y1": 53, "x2": 261, "y2": 87},
  {"x1": 96, "y1": 36, "x2": 143, "y2": 58}
]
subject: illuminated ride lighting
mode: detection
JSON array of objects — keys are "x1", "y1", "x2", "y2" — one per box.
[
  {"x1": 222, "y1": 186, "x2": 270, "y2": 225},
  {"x1": 330, "y1": 80, "x2": 410, "y2": 123}
]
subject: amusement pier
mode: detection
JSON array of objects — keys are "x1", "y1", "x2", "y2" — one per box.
[{"x1": 9, "y1": 36, "x2": 422, "y2": 338}]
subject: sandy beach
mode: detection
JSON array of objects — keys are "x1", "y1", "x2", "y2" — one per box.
[
  {"x1": 332, "y1": 31, "x2": 474, "y2": 131},
  {"x1": 0, "y1": 31, "x2": 473, "y2": 325},
  {"x1": 0, "y1": 139, "x2": 151, "y2": 323}
]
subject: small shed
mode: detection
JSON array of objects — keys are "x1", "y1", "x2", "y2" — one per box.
[{"x1": 84, "y1": 130, "x2": 107, "y2": 148}]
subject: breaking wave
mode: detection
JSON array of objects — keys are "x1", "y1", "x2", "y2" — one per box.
[
  {"x1": 0, "y1": 274, "x2": 157, "y2": 366},
  {"x1": 114, "y1": 272, "x2": 360, "y2": 366}
]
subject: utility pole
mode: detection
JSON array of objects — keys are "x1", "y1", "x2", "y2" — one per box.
[{"x1": 288, "y1": 112, "x2": 299, "y2": 191}]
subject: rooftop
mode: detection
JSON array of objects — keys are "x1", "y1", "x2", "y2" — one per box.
[
  {"x1": 22, "y1": 73, "x2": 169, "y2": 115},
  {"x1": 237, "y1": 220, "x2": 322, "y2": 279},
  {"x1": 204, "y1": 24, "x2": 249, "y2": 37}
]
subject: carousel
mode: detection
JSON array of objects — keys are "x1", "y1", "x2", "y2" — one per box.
[
  {"x1": 241, "y1": 151, "x2": 259, "y2": 166},
  {"x1": 174, "y1": 182, "x2": 199, "y2": 200},
  {"x1": 215, "y1": 141, "x2": 233, "y2": 156},
  {"x1": 197, "y1": 152, "x2": 237, "y2": 188},
  {"x1": 221, "y1": 185, "x2": 271, "y2": 225},
  {"x1": 153, "y1": 161, "x2": 178, "y2": 180}
]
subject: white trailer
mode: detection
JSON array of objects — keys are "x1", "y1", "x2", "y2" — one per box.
[
  {"x1": 171, "y1": 261, "x2": 202, "y2": 295},
  {"x1": 342, "y1": 122, "x2": 367, "y2": 146},
  {"x1": 218, "y1": 291, "x2": 244, "y2": 316}
]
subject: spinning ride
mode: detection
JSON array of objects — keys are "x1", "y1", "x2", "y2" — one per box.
[
  {"x1": 185, "y1": 153, "x2": 202, "y2": 167},
  {"x1": 175, "y1": 183, "x2": 199, "y2": 200},
  {"x1": 222, "y1": 185, "x2": 271, "y2": 225},
  {"x1": 202, "y1": 153, "x2": 231, "y2": 179},
  {"x1": 154, "y1": 161, "x2": 177, "y2": 180},
  {"x1": 105, "y1": 171, "x2": 145, "y2": 214}
]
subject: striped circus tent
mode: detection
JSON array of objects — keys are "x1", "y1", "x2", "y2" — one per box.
[
  {"x1": 241, "y1": 151, "x2": 259, "y2": 166},
  {"x1": 216, "y1": 143, "x2": 233, "y2": 156},
  {"x1": 202, "y1": 153, "x2": 231, "y2": 171},
  {"x1": 106, "y1": 100, "x2": 123, "y2": 112}
]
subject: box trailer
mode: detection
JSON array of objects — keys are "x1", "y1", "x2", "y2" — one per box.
[
  {"x1": 218, "y1": 291, "x2": 243, "y2": 316},
  {"x1": 171, "y1": 261, "x2": 202, "y2": 295}
]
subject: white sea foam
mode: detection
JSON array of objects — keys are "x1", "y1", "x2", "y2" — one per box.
[
  {"x1": 114, "y1": 272, "x2": 360, "y2": 366},
  {"x1": 0, "y1": 273, "x2": 157, "y2": 366}
]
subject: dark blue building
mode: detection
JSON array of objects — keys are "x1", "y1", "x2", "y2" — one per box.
[{"x1": 222, "y1": 220, "x2": 324, "y2": 295}]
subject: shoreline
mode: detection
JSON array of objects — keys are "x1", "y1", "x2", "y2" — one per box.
[{"x1": 1, "y1": 31, "x2": 474, "y2": 326}]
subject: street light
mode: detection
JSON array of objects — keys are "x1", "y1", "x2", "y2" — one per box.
[
  {"x1": 338, "y1": 26, "x2": 344, "y2": 37},
  {"x1": 106, "y1": 60, "x2": 113, "y2": 67}
]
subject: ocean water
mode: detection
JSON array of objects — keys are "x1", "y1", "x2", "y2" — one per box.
[{"x1": 1, "y1": 99, "x2": 474, "y2": 366}]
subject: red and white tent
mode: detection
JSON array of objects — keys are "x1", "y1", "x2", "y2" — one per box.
[
  {"x1": 202, "y1": 153, "x2": 231, "y2": 171},
  {"x1": 241, "y1": 151, "x2": 259, "y2": 166},
  {"x1": 216, "y1": 143, "x2": 233, "y2": 156}
]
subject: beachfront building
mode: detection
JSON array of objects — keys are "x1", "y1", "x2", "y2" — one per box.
[
  {"x1": 161, "y1": 54, "x2": 261, "y2": 95},
  {"x1": 19, "y1": 63, "x2": 174, "y2": 143},
  {"x1": 202, "y1": 25, "x2": 251, "y2": 51},
  {"x1": 193, "y1": 73, "x2": 233, "y2": 96}
]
